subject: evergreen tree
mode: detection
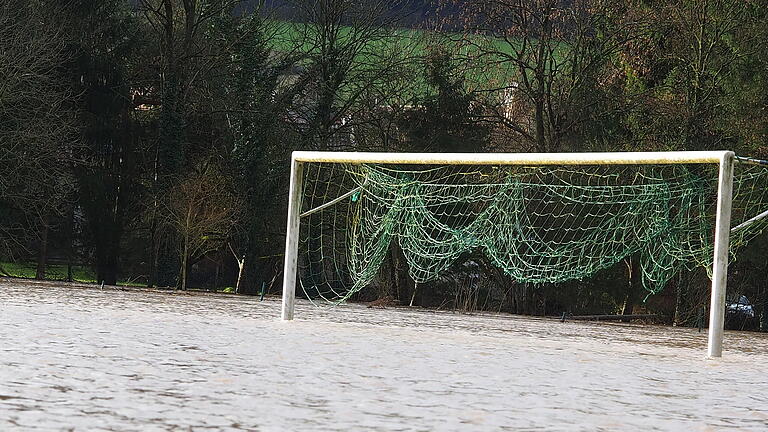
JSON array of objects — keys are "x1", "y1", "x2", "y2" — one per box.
[
  {"x1": 400, "y1": 47, "x2": 489, "y2": 152},
  {"x1": 59, "y1": 0, "x2": 143, "y2": 285}
]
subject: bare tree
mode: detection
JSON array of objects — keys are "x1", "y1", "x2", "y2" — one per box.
[
  {"x1": 286, "y1": 0, "x2": 417, "y2": 150},
  {"x1": 138, "y1": 0, "x2": 250, "y2": 286},
  {"x1": 448, "y1": 0, "x2": 649, "y2": 152},
  {"x1": 160, "y1": 164, "x2": 241, "y2": 290},
  {"x1": 228, "y1": 242, "x2": 246, "y2": 293},
  {"x1": 0, "y1": 0, "x2": 78, "y2": 262},
  {"x1": 657, "y1": 0, "x2": 762, "y2": 151}
]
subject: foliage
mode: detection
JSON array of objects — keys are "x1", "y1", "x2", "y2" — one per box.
[
  {"x1": 57, "y1": 0, "x2": 145, "y2": 285},
  {"x1": 399, "y1": 45, "x2": 490, "y2": 152},
  {"x1": 1, "y1": 0, "x2": 767, "y2": 328}
]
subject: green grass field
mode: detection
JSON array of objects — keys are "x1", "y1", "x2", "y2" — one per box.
[
  {"x1": 0, "y1": 262, "x2": 242, "y2": 292},
  {"x1": 265, "y1": 19, "x2": 559, "y2": 97},
  {"x1": 0, "y1": 262, "x2": 146, "y2": 287}
]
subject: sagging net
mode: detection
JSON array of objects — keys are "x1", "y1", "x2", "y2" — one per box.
[{"x1": 298, "y1": 160, "x2": 768, "y2": 303}]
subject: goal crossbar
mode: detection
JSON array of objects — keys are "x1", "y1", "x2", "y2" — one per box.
[
  {"x1": 282, "y1": 150, "x2": 736, "y2": 359},
  {"x1": 292, "y1": 150, "x2": 729, "y2": 165}
]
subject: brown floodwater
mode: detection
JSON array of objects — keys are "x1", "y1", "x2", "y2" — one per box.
[{"x1": 1, "y1": 279, "x2": 767, "y2": 431}]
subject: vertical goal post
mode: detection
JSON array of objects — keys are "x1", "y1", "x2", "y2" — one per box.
[{"x1": 281, "y1": 150, "x2": 736, "y2": 358}]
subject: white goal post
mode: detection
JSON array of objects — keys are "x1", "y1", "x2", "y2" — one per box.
[{"x1": 281, "y1": 150, "x2": 736, "y2": 358}]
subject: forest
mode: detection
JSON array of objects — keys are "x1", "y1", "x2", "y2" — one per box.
[{"x1": 1, "y1": 0, "x2": 767, "y2": 329}]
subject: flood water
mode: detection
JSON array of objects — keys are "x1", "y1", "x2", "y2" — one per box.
[{"x1": 1, "y1": 279, "x2": 767, "y2": 431}]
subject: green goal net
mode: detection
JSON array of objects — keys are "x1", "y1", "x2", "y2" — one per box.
[{"x1": 296, "y1": 157, "x2": 768, "y2": 304}]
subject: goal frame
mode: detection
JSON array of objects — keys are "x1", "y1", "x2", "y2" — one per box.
[{"x1": 281, "y1": 150, "x2": 735, "y2": 358}]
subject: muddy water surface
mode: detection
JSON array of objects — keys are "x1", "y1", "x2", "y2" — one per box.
[{"x1": 1, "y1": 279, "x2": 767, "y2": 431}]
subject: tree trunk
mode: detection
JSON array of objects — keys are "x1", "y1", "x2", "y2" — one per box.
[
  {"x1": 389, "y1": 242, "x2": 411, "y2": 303},
  {"x1": 239, "y1": 257, "x2": 258, "y2": 295},
  {"x1": 36, "y1": 216, "x2": 49, "y2": 280},
  {"x1": 673, "y1": 277, "x2": 684, "y2": 326},
  {"x1": 106, "y1": 250, "x2": 118, "y2": 285},
  {"x1": 534, "y1": 98, "x2": 547, "y2": 152},
  {"x1": 94, "y1": 234, "x2": 119, "y2": 285},
  {"x1": 148, "y1": 220, "x2": 158, "y2": 288},
  {"x1": 761, "y1": 284, "x2": 768, "y2": 332},
  {"x1": 181, "y1": 234, "x2": 189, "y2": 290},
  {"x1": 533, "y1": 13, "x2": 551, "y2": 153},
  {"x1": 388, "y1": 243, "x2": 401, "y2": 301},
  {"x1": 526, "y1": 284, "x2": 536, "y2": 315},
  {"x1": 235, "y1": 255, "x2": 245, "y2": 294},
  {"x1": 622, "y1": 257, "x2": 641, "y2": 322},
  {"x1": 238, "y1": 235, "x2": 266, "y2": 296},
  {"x1": 65, "y1": 204, "x2": 75, "y2": 282}
]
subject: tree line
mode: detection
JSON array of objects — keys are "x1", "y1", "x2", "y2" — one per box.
[{"x1": 0, "y1": 0, "x2": 766, "y2": 328}]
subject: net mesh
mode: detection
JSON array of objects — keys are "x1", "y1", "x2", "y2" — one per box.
[{"x1": 298, "y1": 159, "x2": 768, "y2": 303}]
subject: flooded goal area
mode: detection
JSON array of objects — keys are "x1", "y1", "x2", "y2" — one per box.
[{"x1": 1, "y1": 280, "x2": 767, "y2": 431}]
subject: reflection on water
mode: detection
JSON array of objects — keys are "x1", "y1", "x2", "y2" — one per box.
[{"x1": 1, "y1": 279, "x2": 767, "y2": 431}]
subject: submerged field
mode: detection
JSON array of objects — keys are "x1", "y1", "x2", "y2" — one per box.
[{"x1": 1, "y1": 279, "x2": 767, "y2": 431}]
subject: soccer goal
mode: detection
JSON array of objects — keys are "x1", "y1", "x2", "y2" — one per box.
[{"x1": 281, "y1": 151, "x2": 768, "y2": 358}]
